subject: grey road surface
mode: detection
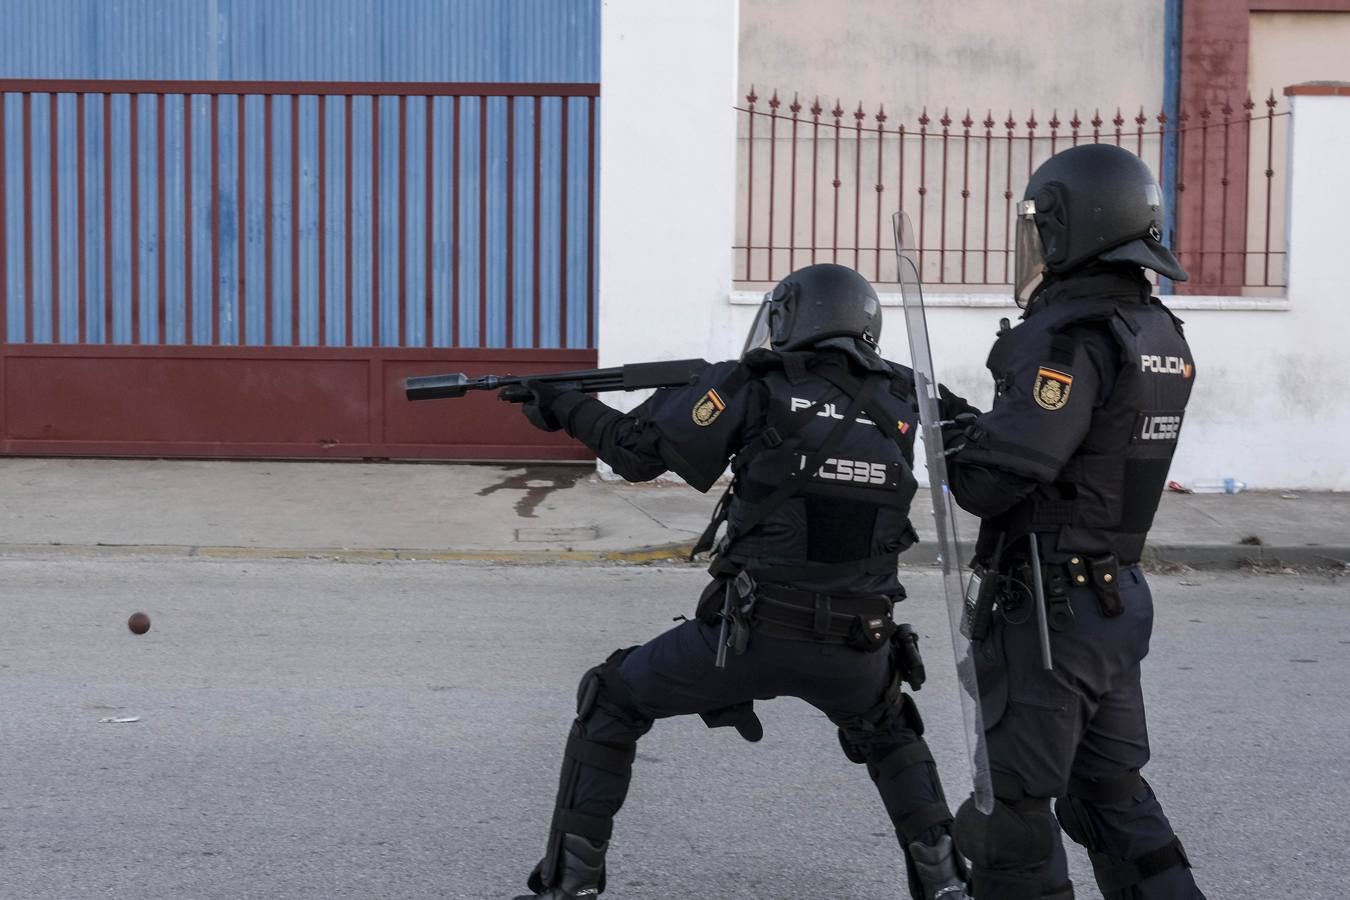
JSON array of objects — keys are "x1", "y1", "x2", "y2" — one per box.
[{"x1": 1, "y1": 556, "x2": 1347, "y2": 899}]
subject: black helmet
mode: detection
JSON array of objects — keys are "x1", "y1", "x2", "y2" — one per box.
[
  {"x1": 742, "y1": 263, "x2": 882, "y2": 355},
  {"x1": 1014, "y1": 143, "x2": 1187, "y2": 305}
]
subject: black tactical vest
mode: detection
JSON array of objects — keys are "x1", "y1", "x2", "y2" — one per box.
[
  {"x1": 719, "y1": 355, "x2": 922, "y2": 594},
  {"x1": 978, "y1": 292, "x2": 1195, "y2": 564}
]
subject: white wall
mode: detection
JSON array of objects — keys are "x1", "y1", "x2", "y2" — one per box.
[
  {"x1": 597, "y1": 0, "x2": 739, "y2": 414},
  {"x1": 717, "y1": 94, "x2": 1350, "y2": 491},
  {"x1": 598, "y1": 0, "x2": 1349, "y2": 491},
  {"x1": 1164, "y1": 89, "x2": 1349, "y2": 492}
]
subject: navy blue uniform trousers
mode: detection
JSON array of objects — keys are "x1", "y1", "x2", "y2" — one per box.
[
  {"x1": 574, "y1": 617, "x2": 947, "y2": 845},
  {"x1": 976, "y1": 565, "x2": 1204, "y2": 898}
]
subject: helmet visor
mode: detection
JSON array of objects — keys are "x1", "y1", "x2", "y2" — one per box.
[
  {"x1": 1013, "y1": 199, "x2": 1048, "y2": 308},
  {"x1": 741, "y1": 293, "x2": 775, "y2": 357}
]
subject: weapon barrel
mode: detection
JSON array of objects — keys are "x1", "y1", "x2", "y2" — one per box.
[{"x1": 404, "y1": 359, "x2": 708, "y2": 402}]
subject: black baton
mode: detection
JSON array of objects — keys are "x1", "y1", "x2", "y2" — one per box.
[{"x1": 1027, "y1": 532, "x2": 1054, "y2": 671}]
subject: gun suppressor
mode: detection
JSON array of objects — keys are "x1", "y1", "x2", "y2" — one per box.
[{"x1": 404, "y1": 373, "x2": 477, "y2": 401}]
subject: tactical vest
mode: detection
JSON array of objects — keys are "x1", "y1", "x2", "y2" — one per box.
[
  {"x1": 978, "y1": 292, "x2": 1195, "y2": 564},
  {"x1": 713, "y1": 355, "x2": 922, "y2": 593}
]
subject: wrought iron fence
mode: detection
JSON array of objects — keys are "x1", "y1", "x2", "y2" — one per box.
[{"x1": 734, "y1": 87, "x2": 1290, "y2": 295}]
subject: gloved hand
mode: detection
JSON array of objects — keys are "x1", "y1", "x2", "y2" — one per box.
[
  {"x1": 936, "y1": 382, "x2": 981, "y2": 451},
  {"x1": 937, "y1": 382, "x2": 981, "y2": 421},
  {"x1": 498, "y1": 379, "x2": 575, "y2": 432}
]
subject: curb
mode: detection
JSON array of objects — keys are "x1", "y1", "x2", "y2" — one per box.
[
  {"x1": 0, "y1": 541, "x2": 1344, "y2": 570},
  {"x1": 0, "y1": 541, "x2": 699, "y2": 565},
  {"x1": 1141, "y1": 543, "x2": 1350, "y2": 570}
]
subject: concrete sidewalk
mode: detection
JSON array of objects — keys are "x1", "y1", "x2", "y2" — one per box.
[{"x1": 0, "y1": 457, "x2": 1346, "y2": 568}]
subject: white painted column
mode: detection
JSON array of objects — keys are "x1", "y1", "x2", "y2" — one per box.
[
  {"x1": 1165, "y1": 85, "x2": 1350, "y2": 490},
  {"x1": 1284, "y1": 89, "x2": 1350, "y2": 311},
  {"x1": 597, "y1": 0, "x2": 740, "y2": 412},
  {"x1": 1277, "y1": 86, "x2": 1350, "y2": 489}
]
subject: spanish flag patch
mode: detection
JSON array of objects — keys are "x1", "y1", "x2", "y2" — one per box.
[
  {"x1": 1033, "y1": 367, "x2": 1073, "y2": 411},
  {"x1": 691, "y1": 388, "x2": 727, "y2": 426}
]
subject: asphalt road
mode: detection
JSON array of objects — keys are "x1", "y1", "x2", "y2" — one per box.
[{"x1": 1, "y1": 556, "x2": 1346, "y2": 899}]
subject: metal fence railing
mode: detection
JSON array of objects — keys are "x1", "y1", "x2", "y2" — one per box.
[{"x1": 734, "y1": 87, "x2": 1290, "y2": 295}]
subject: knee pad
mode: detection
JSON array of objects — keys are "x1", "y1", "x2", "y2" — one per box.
[
  {"x1": 953, "y1": 793, "x2": 1057, "y2": 872},
  {"x1": 1053, "y1": 794, "x2": 1100, "y2": 852},
  {"x1": 837, "y1": 682, "x2": 924, "y2": 752},
  {"x1": 1055, "y1": 770, "x2": 1146, "y2": 851},
  {"x1": 1056, "y1": 773, "x2": 1191, "y2": 899},
  {"x1": 575, "y1": 646, "x2": 646, "y2": 725}
]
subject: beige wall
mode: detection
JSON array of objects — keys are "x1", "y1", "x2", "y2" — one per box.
[
  {"x1": 1249, "y1": 11, "x2": 1350, "y2": 92},
  {"x1": 736, "y1": 0, "x2": 1169, "y2": 288},
  {"x1": 739, "y1": 0, "x2": 1166, "y2": 124},
  {"x1": 1245, "y1": 12, "x2": 1350, "y2": 285}
]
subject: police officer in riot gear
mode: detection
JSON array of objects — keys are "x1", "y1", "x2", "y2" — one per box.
[
  {"x1": 943, "y1": 144, "x2": 1207, "y2": 899},
  {"x1": 505, "y1": 263, "x2": 970, "y2": 899}
]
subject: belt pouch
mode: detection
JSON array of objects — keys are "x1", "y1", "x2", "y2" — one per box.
[{"x1": 1089, "y1": 555, "x2": 1123, "y2": 617}]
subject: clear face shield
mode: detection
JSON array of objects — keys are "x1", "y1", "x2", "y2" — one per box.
[
  {"x1": 742, "y1": 283, "x2": 798, "y2": 357},
  {"x1": 1013, "y1": 198, "x2": 1049, "y2": 308},
  {"x1": 741, "y1": 291, "x2": 775, "y2": 357}
]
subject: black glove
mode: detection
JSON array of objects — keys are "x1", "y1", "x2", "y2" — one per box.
[
  {"x1": 499, "y1": 379, "x2": 575, "y2": 432},
  {"x1": 937, "y1": 383, "x2": 981, "y2": 452}
]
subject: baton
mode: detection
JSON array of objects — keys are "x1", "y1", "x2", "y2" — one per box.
[
  {"x1": 1027, "y1": 532, "x2": 1054, "y2": 671},
  {"x1": 714, "y1": 582, "x2": 733, "y2": 669}
]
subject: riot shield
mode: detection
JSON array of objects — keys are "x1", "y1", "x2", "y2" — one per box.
[{"x1": 892, "y1": 211, "x2": 994, "y2": 814}]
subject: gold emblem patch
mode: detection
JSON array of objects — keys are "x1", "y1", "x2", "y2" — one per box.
[
  {"x1": 1033, "y1": 367, "x2": 1073, "y2": 411},
  {"x1": 692, "y1": 389, "x2": 727, "y2": 426}
]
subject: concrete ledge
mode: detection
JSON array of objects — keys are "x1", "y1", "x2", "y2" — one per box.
[
  {"x1": 0, "y1": 541, "x2": 699, "y2": 565},
  {"x1": 1142, "y1": 543, "x2": 1350, "y2": 570},
  {"x1": 3, "y1": 539, "x2": 1345, "y2": 571},
  {"x1": 729, "y1": 289, "x2": 1291, "y2": 312}
]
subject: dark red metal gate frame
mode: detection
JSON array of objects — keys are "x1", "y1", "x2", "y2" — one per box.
[
  {"x1": 0, "y1": 79, "x2": 599, "y2": 461},
  {"x1": 0, "y1": 344, "x2": 596, "y2": 460}
]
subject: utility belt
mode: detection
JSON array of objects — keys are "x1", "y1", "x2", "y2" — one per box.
[
  {"x1": 962, "y1": 545, "x2": 1125, "y2": 641},
  {"x1": 693, "y1": 575, "x2": 927, "y2": 689},
  {"x1": 754, "y1": 584, "x2": 898, "y2": 646},
  {"x1": 696, "y1": 577, "x2": 894, "y2": 646}
]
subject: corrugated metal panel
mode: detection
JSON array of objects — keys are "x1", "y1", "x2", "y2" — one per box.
[
  {"x1": 0, "y1": 0, "x2": 599, "y2": 83},
  {"x1": 2, "y1": 84, "x2": 598, "y2": 350},
  {"x1": 0, "y1": 1, "x2": 600, "y2": 350}
]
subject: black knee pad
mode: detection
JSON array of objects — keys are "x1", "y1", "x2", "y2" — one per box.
[
  {"x1": 837, "y1": 680, "x2": 924, "y2": 744},
  {"x1": 1054, "y1": 795, "x2": 1101, "y2": 852},
  {"x1": 953, "y1": 793, "x2": 1057, "y2": 871},
  {"x1": 576, "y1": 646, "x2": 645, "y2": 724},
  {"x1": 1056, "y1": 774, "x2": 1191, "y2": 899},
  {"x1": 838, "y1": 727, "x2": 868, "y2": 764},
  {"x1": 1055, "y1": 769, "x2": 1146, "y2": 853}
]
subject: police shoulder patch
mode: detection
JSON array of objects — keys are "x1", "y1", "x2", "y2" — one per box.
[
  {"x1": 691, "y1": 388, "x2": 727, "y2": 426},
  {"x1": 1033, "y1": 367, "x2": 1073, "y2": 411}
]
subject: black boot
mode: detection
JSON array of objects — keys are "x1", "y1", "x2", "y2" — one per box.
[
  {"x1": 908, "y1": 835, "x2": 971, "y2": 900},
  {"x1": 515, "y1": 834, "x2": 607, "y2": 899}
]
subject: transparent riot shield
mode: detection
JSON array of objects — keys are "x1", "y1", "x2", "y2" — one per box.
[{"x1": 893, "y1": 211, "x2": 994, "y2": 814}]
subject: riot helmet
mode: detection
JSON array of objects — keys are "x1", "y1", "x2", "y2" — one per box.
[
  {"x1": 1014, "y1": 143, "x2": 1187, "y2": 306},
  {"x1": 742, "y1": 263, "x2": 882, "y2": 355}
]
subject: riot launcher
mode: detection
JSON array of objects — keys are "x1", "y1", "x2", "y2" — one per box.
[{"x1": 404, "y1": 358, "x2": 710, "y2": 401}]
